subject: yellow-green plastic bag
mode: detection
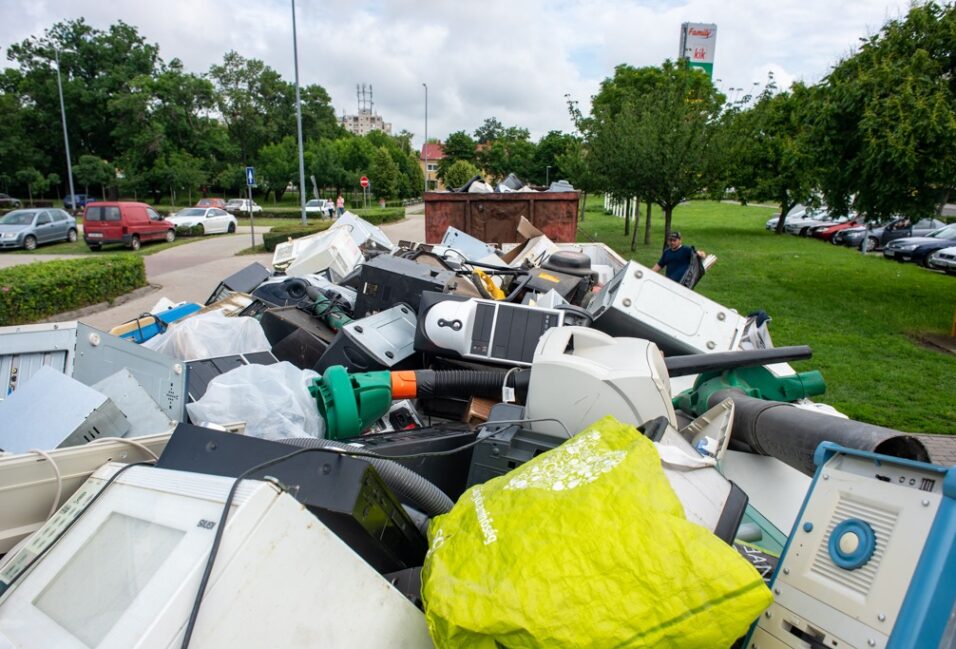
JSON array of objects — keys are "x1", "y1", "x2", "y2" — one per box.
[{"x1": 422, "y1": 416, "x2": 772, "y2": 648}]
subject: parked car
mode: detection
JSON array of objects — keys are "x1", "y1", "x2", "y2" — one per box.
[
  {"x1": 0, "y1": 193, "x2": 22, "y2": 209},
  {"x1": 224, "y1": 198, "x2": 262, "y2": 214},
  {"x1": 839, "y1": 217, "x2": 946, "y2": 251},
  {"x1": 0, "y1": 209, "x2": 77, "y2": 250},
  {"x1": 82, "y1": 202, "x2": 175, "y2": 251},
  {"x1": 166, "y1": 207, "x2": 238, "y2": 234},
  {"x1": 927, "y1": 246, "x2": 956, "y2": 274},
  {"x1": 784, "y1": 207, "x2": 847, "y2": 237},
  {"x1": 63, "y1": 194, "x2": 98, "y2": 210},
  {"x1": 882, "y1": 223, "x2": 956, "y2": 265},
  {"x1": 813, "y1": 218, "x2": 864, "y2": 242},
  {"x1": 195, "y1": 198, "x2": 227, "y2": 210},
  {"x1": 305, "y1": 199, "x2": 334, "y2": 218},
  {"x1": 764, "y1": 205, "x2": 806, "y2": 231}
]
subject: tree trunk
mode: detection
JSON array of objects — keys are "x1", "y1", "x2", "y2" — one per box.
[
  {"x1": 579, "y1": 191, "x2": 587, "y2": 222},
  {"x1": 775, "y1": 196, "x2": 794, "y2": 234},
  {"x1": 630, "y1": 196, "x2": 641, "y2": 251},
  {"x1": 643, "y1": 200, "x2": 652, "y2": 244},
  {"x1": 27, "y1": 184, "x2": 33, "y2": 204},
  {"x1": 624, "y1": 198, "x2": 630, "y2": 236},
  {"x1": 84, "y1": 183, "x2": 89, "y2": 196},
  {"x1": 663, "y1": 204, "x2": 674, "y2": 248},
  {"x1": 188, "y1": 188, "x2": 192, "y2": 205},
  {"x1": 101, "y1": 184, "x2": 106, "y2": 201},
  {"x1": 169, "y1": 186, "x2": 175, "y2": 209}
]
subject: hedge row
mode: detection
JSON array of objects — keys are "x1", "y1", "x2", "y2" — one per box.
[
  {"x1": 0, "y1": 256, "x2": 147, "y2": 325},
  {"x1": 260, "y1": 209, "x2": 406, "y2": 251}
]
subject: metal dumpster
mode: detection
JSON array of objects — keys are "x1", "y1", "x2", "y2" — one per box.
[{"x1": 424, "y1": 191, "x2": 579, "y2": 243}]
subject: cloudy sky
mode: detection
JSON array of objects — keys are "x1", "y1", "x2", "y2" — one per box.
[{"x1": 2, "y1": 0, "x2": 911, "y2": 147}]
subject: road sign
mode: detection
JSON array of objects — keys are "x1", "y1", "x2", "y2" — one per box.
[
  {"x1": 246, "y1": 166, "x2": 256, "y2": 187},
  {"x1": 360, "y1": 176, "x2": 369, "y2": 188}
]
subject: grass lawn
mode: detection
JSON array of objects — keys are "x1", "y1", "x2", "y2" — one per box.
[{"x1": 579, "y1": 198, "x2": 956, "y2": 435}]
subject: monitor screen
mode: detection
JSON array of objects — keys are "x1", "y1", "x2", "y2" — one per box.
[{"x1": 33, "y1": 513, "x2": 184, "y2": 647}]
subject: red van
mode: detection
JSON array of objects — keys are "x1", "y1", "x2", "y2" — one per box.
[{"x1": 82, "y1": 202, "x2": 176, "y2": 251}]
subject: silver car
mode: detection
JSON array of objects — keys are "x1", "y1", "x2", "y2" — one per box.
[
  {"x1": 927, "y1": 246, "x2": 956, "y2": 274},
  {"x1": 0, "y1": 209, "x2": 78, "y2": 250}
]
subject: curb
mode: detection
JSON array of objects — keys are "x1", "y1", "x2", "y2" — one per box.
[{"x1": 36, "y1": 284, "x2": 161, "y2": 324}]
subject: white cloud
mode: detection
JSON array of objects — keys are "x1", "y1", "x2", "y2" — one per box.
[{"x1": 0, "y1": 0, "x2": 912, "y2": 147}]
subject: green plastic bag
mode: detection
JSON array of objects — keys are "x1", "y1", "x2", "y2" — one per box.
[{"x1": 422, "y1": 416, "x2": 772, "y2": 648}]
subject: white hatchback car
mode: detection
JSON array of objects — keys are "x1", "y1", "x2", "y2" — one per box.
[
  {"x1": 224, "y1": 199, "x2": 262, "y2": 214},
  {"x1": 166, "y1": 207, "x2": 238, "y2": 234}
]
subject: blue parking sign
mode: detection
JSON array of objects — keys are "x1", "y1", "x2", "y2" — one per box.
[{"x1": 246, "y1": 166, "x2": 255, "y2": 187}]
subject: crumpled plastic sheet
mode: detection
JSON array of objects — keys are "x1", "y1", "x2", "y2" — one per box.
[
  {"x1": 142, "y1": 310, "x2": 271, "y2": 361},
  {"x1": 186, "y1": 361, "x2": 325, "y2": 440}
]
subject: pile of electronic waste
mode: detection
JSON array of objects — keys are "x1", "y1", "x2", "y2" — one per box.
[{"x1": 0, "y1": 211, "x2": 951, "y2": 649}]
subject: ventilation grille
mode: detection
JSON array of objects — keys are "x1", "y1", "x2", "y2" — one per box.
[{"x1": 810, "y1": 496, "x2": 897, "y2": 596}]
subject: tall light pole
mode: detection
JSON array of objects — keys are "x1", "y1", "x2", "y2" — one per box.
[
  {"x1": 291, "y1": 0, "x2": 308, "y2": 225},
  {"x1": 422, "y1": 82, "x2": 428, "y2": 196},
  {"x1": 54, "y1": 47, "x2": 76, "y2": 209},
  {"x1": 546, "y1": 165, "x2": 551, "y2": 187}
]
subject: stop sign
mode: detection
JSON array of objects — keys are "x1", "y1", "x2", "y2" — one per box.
[{"x1": 360, "y1": 176, "x2": 369, "y2": 188}]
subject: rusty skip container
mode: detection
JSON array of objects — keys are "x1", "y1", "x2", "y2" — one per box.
[{"x1": 424, "y1": 191, "x2": 580, "y2": 244}]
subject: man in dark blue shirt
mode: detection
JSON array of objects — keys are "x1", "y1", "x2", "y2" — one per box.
[{"x1": 652, "y1": 231, "x2": 705, "y2": 283}]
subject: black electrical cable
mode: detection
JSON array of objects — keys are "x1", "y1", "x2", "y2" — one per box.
[
  {"x1": 0, "y1": 461, "x2": 153, "y2": 595},
  {"x1": 180, "y1": 447, "x2": 341, "y2": 649}
]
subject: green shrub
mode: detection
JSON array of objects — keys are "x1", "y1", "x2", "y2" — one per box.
[
  {"x1": 0, "y1": 256, "x2": 147, "y2": 325},
  {"x1": 176, "y1": 224, "x2": 205, "y2": 236},
  {"x1": 262, "y1": 221, "x2": 333, "y2": 252}
]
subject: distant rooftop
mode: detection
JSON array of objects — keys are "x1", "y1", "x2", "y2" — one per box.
[{"x1": 420, "y1": 142, "x2": 445, "y2": 161}]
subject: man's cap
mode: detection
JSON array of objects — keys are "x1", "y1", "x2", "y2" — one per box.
[{"x1": 668, "y1": 231, "x2": 682, "y2": 240}]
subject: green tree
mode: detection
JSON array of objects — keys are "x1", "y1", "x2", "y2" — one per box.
[
  {"x1": 584, "y1": 61, "x2": 725, "y2": 245},
  {"x1": 443, "y1": 160, "x2": 480, "y2": 189},
  {"x1": 73, "y1": 155, "x2": 113, "y2": 198},
  {"x1": 15, "y1": 168, "x2": 44, "y2": 203},
  {"x1": 6, "y1": 19, "x2": 160, "y2": 166},
  {"x1": 152, "y1": 151, "x2": 206, "y2": 207},
  {"x1": 258, "y1": 136, "x2": 297, "y2": 203},
  {"x1": 531, "y1": 130, "x2": 576, "y2": 185},
  {"x1": 369, "y1": 146, "x2": 400, "y2": 199},
  {"x1": 46, "y1": 172, "x2": 61, "y2": 200},
  {"x1": 437, "y1": 130, "x2": 477, "y2": 180},
  {"x1": 307, "y1": 139, "x2": 348, "y2": 194},
  {"x1": 810, "y1": 2, "x2": 956, "y2": 220},
  {"x1": 475, "y1": 126, "x2": 536, "y2": 183},
  {"x1": 473, "y1": 117, "x2": 504, "y2": 144},
  {"x1": 723, "y1": 82, "x2": 816, "y2": 233}
]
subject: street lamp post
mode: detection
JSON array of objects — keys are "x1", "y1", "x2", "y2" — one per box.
[
  {"x1": 54, "y1": 47, "x2": 76, "y2": 210},
  {"x1": 422, "y1": 82, "x2": 428, "y2": 196},
  {"x1": 546, "y1": 165, "x2": 551, "y2": 187},
  {"x1": 291, "y1": 0, "x2": 308, "y2": 225}
]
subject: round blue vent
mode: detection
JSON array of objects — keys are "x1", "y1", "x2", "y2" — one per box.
[{"x1": 828, "y1": 518, "x2": 876, "y2": 570}]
